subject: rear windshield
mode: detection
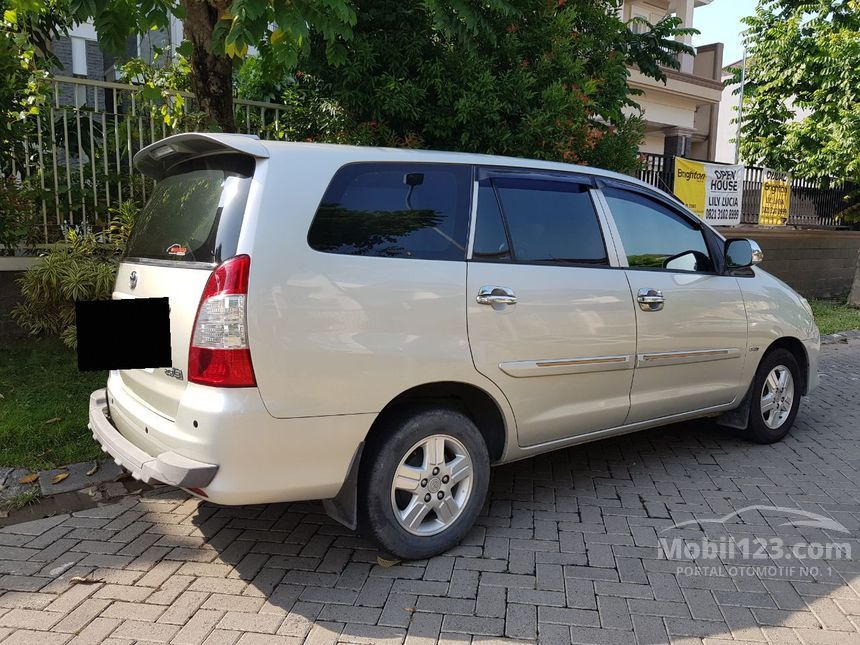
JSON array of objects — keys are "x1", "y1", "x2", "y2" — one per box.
[{"x1": 125, "y1": 154, "x2": 254, "y2": 264}]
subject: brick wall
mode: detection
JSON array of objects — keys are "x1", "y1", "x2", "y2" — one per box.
[
  {"x1": 731, "y1": 228, "x2": 860, "y2": 299},
  {"x1": 50, "y1": 37, "x2": 107, "y2": 107}
]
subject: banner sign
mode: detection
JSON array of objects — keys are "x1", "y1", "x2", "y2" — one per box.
[
  {"x1": 673, "y1": 157, "x2": 744, "y2": 226},
  {"x1": 759, "y1": 168, "x2": 791, "y2": 226}
]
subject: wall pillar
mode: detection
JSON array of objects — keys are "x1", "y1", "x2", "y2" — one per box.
[
  {"x1": 668, "y1": 0, "x2": 695, "y2": 74},
  {"x1": 849, "y1": 249, "x2": 860, "y2": 307},
  {"x1": 663, "y1": 131, "x2": 690, "y2": 158}
]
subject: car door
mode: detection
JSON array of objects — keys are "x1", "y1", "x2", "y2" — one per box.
[
  {"x1": 466, "y1": 170, "x2": 637, "y2": 447},
  {"x1": 597, "y1": 185, "x2": 748, "y2": 425}
]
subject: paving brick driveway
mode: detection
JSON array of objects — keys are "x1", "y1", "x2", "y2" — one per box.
[{"x1": 2, "y1": 340, "x2": 860, "y2": 645}]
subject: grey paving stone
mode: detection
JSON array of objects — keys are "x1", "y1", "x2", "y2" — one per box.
[
  {"x1": 38, "y1": 461, "x2": 123, "y2": 497},
  {"x1": 0, "y1": 340, "x2": 858, "y2": 644}
]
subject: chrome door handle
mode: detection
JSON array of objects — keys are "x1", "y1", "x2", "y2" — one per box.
[
  {"x1": 477, "y1": 285, "x2": 517, "y2": 306},
  {"x1": 637, "y1": 288, "x2": 665, "y2": 311}
]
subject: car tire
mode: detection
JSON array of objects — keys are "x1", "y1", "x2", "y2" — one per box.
[
  {"x1": 742, "y1": 348, "x2": 802, "y2": 444},
  {"x1": 358, "y1": 406, "x2": 490, "y2": 560}
]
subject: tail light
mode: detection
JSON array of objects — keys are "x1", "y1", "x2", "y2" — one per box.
[{"x1": 188, "y1": 255, "x2": 256, "y2": 387}]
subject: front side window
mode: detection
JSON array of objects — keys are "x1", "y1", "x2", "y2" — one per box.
[
  {"x1": 604, "y1": 188, "x2": 713, "y2": 272},
  {"x1": 308, "y1": 163, "x2": 472, "y2": 261},
  {"x1": 474, "y1": 176, "x2": 607, "y2": 266}
]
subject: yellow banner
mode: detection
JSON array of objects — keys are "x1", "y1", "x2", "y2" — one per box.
[
  {"x1": 759, "y1": 168, "x2": 791, "y2": 226},
  {"x1": 673, "y1": 158, "x2": 707, "y2": 217},
  {"x1": 673, "y1": 158, "x2": 744, "y2": 225}
]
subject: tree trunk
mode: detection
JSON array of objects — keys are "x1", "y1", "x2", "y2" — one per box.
[
  {"x1": 181, "y1": 0, "x2": 235, "y2": 132},
  {"x1": 848, "y1": 248, "x2": 860, "y2": 308}
]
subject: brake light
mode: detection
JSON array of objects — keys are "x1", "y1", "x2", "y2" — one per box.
[{"x1": 188, "y1": 255, "x2": 256, "y2": 387}]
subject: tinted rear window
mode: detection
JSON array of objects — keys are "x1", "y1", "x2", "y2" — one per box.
[
  {"x1": 125, "y1": 154, "x2": 254, "y2": 264},
  {"x1": 307, "y1": 162, "x2": 472, "y2": 261},
  {"x1": 492, "y1": 177, "x2": 607, "y2": 265}
]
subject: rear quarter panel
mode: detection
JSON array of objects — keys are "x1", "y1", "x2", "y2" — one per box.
[{"x1": 243, "y1": 147, "x2": 514, "y2": 428}]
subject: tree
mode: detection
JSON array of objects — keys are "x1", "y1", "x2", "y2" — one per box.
[
  {"x1": 734, "y1": 0, "x2": 860, "y2": 305},
  {"x1": 245, "y1": 0, "x2": 694, "y2": 173},
  {"x1": 1, "y1": 0, "x2": 67, "y2": 164},
  {"x1": 61, "y1": 0, "x2": 524, "y2": 132},
  {"x1": 734, "y1": 0, "x2": 859, "y2": 199},
  {"x1": 59, "y1": 0, "x2": 358, "y2": 131}
]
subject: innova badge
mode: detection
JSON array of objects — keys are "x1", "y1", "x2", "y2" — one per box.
[{"x1": 129, "y1": 270, "x2": 138, "y2": 290}]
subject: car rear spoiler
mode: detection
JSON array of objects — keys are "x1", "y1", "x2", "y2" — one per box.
[{"x1": 134, "y1": 132, "x2": 270, "y2": 180}]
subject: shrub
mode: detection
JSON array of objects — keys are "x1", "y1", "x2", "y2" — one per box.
[
  {"x1": 0, "y1": 176, "x2": 40, "y2": 255},
  {"x1": 12, "y1": 201, "x2": 138, "y2": 348}
]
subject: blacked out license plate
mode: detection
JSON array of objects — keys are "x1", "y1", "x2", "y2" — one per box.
[{"x1": 75, "y1": 298, "x2": 172, "y2": 372}]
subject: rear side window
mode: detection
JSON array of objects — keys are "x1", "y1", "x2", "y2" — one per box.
[
  {"x1": 308, "y1": 163, "x2": 471, "y2": 261},
  {"x1": 126, "y1": 154, "x2": 253, "y2": 264},
  {"x1": 490, "y1": 177, "x2": 607, "y2": 265}
]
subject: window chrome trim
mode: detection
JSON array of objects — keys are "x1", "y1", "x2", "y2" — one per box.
[
  {"x1": 499, "y1": 354, "x2": 633, "y2": 378},
  {"x1": 590, "y1": 189, "x2": 626, "y2": 268},
  {"x1": 636, "y1": 348, "x2": 741, "y2": 368},
  {"x1": 122, "y1": 257, "x2": 217, "y2": 270},
  {"x1": 466, "y1": 179, "x2": 480, "y2": 260}
]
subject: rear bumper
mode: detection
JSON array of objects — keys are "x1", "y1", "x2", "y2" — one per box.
[
  {"x1": 88, "y1": 389, "x2": 218, "y2": 488},
  {"x1": 94, "y1": 375, "x2": 375, "y2": 505}
]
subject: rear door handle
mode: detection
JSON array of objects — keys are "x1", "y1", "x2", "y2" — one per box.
[
  {"x1": 477, "y1": 285, "x2": 517, "y2": 306},
  {"x1": 637, "y1": 288, "x2": 665, "y2": 311}
]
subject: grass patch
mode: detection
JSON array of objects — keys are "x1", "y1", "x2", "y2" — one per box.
[
  {"x1": 810, "y1": 299, "x2": 860, "y2": 336},
  {"x1": 0, "y1": 487, "x2": 42, "y2": 513},
  {"x1": 0, "y1": 337, "x2": 105, "y2": 470}
]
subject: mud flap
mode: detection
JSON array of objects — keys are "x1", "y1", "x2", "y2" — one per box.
[
  {"x1": 715, "y1": 385, "x2": 753, "y2": 430},
  {"x1": 322, "y1": 442, "x2": 364, "y2": 531}
]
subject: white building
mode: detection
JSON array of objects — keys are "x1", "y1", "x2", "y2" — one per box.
[{"x1": 623, "y1": 0, "x2": 725, "y2": 161}]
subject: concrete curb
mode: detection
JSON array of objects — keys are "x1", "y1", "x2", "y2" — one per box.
[
  {"x1": 0, "y1": 458, "x2": 127, "y2": 517},
  {"x1": 821, "y1": 329, "x2": 860, "y2": 345}
]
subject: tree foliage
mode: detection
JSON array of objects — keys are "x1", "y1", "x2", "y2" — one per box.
[
  {"x1": 1, "y1": 1, "x2": 67, "y2": 163},
  {"x1": 58, "y1": 0, "x2": 357, "y2": 130},
  {"x1": 244, "y1": 0, "x2": 694, "y2": 173},
  {"x1": 734, "y1": 0, "x2": 860, "y2": 194}
]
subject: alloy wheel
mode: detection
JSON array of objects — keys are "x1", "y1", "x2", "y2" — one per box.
[
  {"x1": 390, "y1": 434, "x2": 474, "y2": 536},
  {"x1": 761, "y1": 364, "x2": 795, "y2": 430}
]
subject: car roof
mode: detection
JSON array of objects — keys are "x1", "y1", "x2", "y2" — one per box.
[
  {"x1": 136, "y1": 132, "x2": 661, "y2": 194},
  {"x1": 135, "y1": 133, "x2": 724, "y2": 240},
  {"x1": 256, "y1": 139, "x2": 660, "y2": 192}
]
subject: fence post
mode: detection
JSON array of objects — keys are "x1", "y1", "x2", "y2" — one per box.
[{"x1": 849, "y1": 249, "x2": 860, "y2": 308}]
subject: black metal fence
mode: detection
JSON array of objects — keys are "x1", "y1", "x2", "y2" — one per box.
[{"x1": 637, "y1": 153, "x2": 857, "y2": 228}]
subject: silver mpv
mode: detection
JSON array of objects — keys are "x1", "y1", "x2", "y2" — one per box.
[{"x1": 89, "y1": 133, "x2": 820, "y2": 559}]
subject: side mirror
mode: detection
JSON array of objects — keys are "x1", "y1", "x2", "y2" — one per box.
[{"x1": 725, "y1": 238, "x2": 764, "y2": 269}]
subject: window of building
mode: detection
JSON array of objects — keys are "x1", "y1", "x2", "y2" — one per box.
[{"x1": 71, "y1": 37, "x2": 88, "y2": 76}]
